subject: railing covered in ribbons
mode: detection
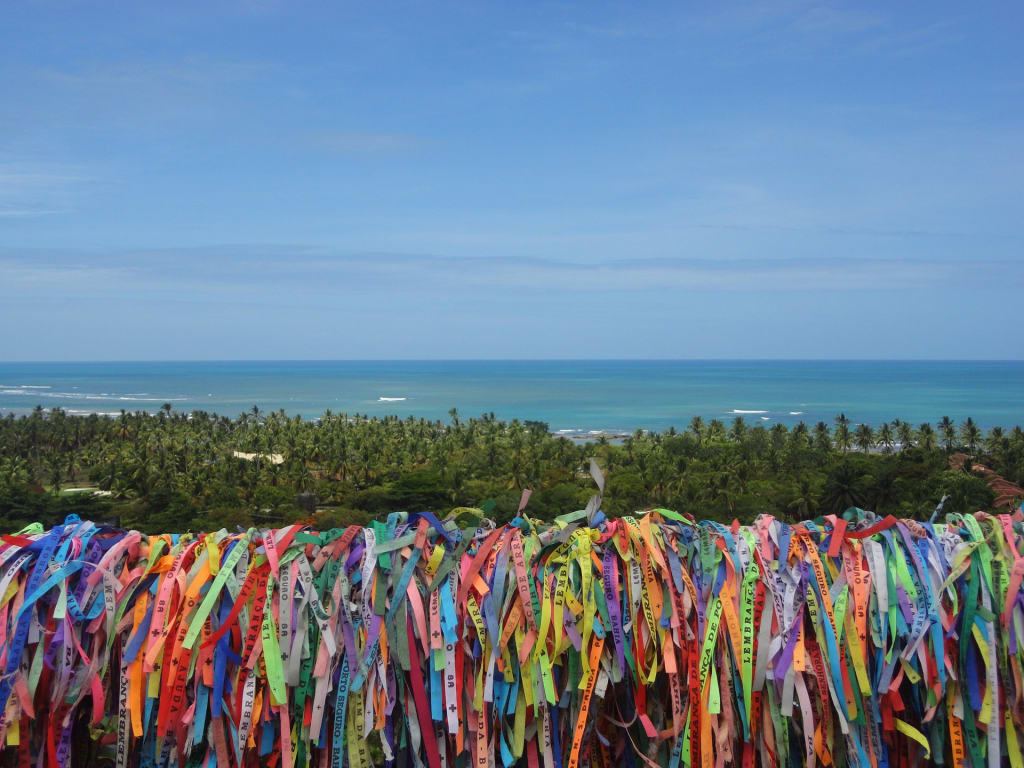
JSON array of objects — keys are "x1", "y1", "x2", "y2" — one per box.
[{"x1": 0, "y1": 505, "x2": 1022, "y2": 768}]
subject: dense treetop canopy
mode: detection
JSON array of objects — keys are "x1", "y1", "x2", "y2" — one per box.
[{"x1": 1, "y1": 406, "x2": 1021, "y2": 533}]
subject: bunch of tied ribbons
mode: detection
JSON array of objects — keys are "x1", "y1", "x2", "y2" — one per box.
[{"x1": 0, "y1": 506, "x2": 1023, "y2": 768}]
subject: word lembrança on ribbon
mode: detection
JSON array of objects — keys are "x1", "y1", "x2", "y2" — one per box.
[{"x1": 0, "y1": 505, "x2": 1022, "y2": 768}]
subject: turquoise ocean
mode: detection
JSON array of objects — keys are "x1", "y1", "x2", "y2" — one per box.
[{"x1": 1, "y1": 360, "x2": 1022, "y2": 432}]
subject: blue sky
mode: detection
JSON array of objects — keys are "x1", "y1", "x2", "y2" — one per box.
[{"x1": 1, "y1": 1, "x2": 1022, "y2": 360}]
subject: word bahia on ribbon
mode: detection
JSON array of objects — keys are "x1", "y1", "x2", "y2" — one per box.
[{"x1": 0, "y1": 503, "x2": 1023, "y2": 768}]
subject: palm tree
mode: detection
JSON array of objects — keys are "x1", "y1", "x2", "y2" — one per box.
[
  {"x1": 822, "y1": 463, "x2": 865, "y2": 514},
  {"x1": 789, "y1": 422, "x2": 811, "y2": 451},
  {"x1": 959, "y1": 417, "x2": 982, "y2": 455},
  {"x1": 938, "y1": 417, "x2": 956, "y2": 454},
  {"x1": 812, "y1": 422, "x2": 832, "y2": 453},
  {"x1": 63, "y1": 453, "x2": 79, "y2": 486},
  {"x1": 985, "y1": 426, "x2": 1006, "y2": 459},
  {"x1": 854, "y1": 424, "x2": 875, "y2": 454},
  {"x1": 688, "y1": 417, "x2": 706, "y2": 445},
  {"x1": 877, "y1": 423, "x2": 895, "y2": 454},
  {"x1": 870, "y1": 469, "x2": 902, "y2": 512},
  {"x1": 117, "y1": 410, "x2": 131, "y2": 441},
  {"x1": 897, "y1": 421, "x2": 915, "y2": 452},
  {"x1": 834, "y1": 416, "x2": 852, "y2": 453},
  {"x1": 729, "y1": 417, "x2": 748, "y2": 443},
  {"x1": 787, "y1": 477, "x2": 820, "y2": 518},
  {"x1": 918, "y1": 423, "x2": 937, "y2": 452},
  {"x1": 710, "y1": 471, "x2": 738, "y2": 515},
  {"x1": 769, "y1": 423, "x2": 788, "y2": 451},
  {"x1": 46, "y1": 453, "x2": 64, "y2": 494},
  {"x1": 0, "y1": 457, "x2": 31, "y2": 487}
]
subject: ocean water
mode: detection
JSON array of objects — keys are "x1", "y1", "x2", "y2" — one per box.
[{"x1": 0, "y1": 360, "x2": 1022, "y2": 432}]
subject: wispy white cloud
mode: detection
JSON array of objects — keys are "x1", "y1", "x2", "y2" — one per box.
[
  {"x1": 0, "y1": 165, "x2": 93, "y2": 218},
  {"x1": 38, "y1": 55, "x2": 274, "y2": 88},
  {"x1": 2, "y1": 247, "x2": 1020, "y2": 303},
  {"x1": 305, "y1": 131, "x2": 429, "y2": 154},
  {"x1": 700, "y1": 0, "x2": 883, "y2": 38},
  {"x1": 698, "y1": 1, "x2": 957, "y2": 62},
  {"x1": 7, "y1": 55, "x2": 278, "y2": 138},
  {"x1": 559, "y1": 21, "x2": 661, "y2": 41},
  {"x1": 855, "y1": 20, "x2": 962, "y2": 58},
  {"x1": 790, "y1": 5, "x2": 885, "y2": 35}
]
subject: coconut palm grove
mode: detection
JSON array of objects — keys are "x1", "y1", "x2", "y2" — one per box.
[{"x1": 1, "y1": 406, "x2": 1021, "y2": 533}]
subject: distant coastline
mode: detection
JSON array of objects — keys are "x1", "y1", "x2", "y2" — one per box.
[{"x1": 2, "y1": 359, "x2": 1024, "y2": 432}]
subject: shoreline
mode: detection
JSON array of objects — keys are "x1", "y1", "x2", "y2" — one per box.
[{"x1": 1, "y1": 406, "x2": 1020, "y2": 451}]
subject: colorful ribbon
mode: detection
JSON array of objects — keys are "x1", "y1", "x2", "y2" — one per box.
[{"x1": 0, "y1": 505, "x2": 1023, "y2": 768}]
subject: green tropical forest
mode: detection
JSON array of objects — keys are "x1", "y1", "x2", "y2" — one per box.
[{"x1": 1, "y1": 405, "x2": 1022, "y2": 533}]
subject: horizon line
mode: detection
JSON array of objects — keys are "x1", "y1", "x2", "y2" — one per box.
[{"x1": 3, "y1": 358, "x2": 1024, "y2": 364}]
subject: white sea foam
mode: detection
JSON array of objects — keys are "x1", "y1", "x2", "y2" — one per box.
[
  {"x1": 117, "y1": 395, "x2": 188, "y2": 401},
  {"x1": 0, "y1": 388, "x2": 186, "y2": 402},
  {"x1": 789, "y1": 411, "x2": 804, "y2": 415},
  {"x1": 730, "y1": 409, "x2": 768, "y2": 414},
  {"x1": 377, "y1": 397, "x2": 407, "y2": 402},
  {"x1": 556, "y1": 429, "x2": 578, "y2": 433},
  {"x1": 760, "y1": 416, "x2": 771, "y2": 420}
]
